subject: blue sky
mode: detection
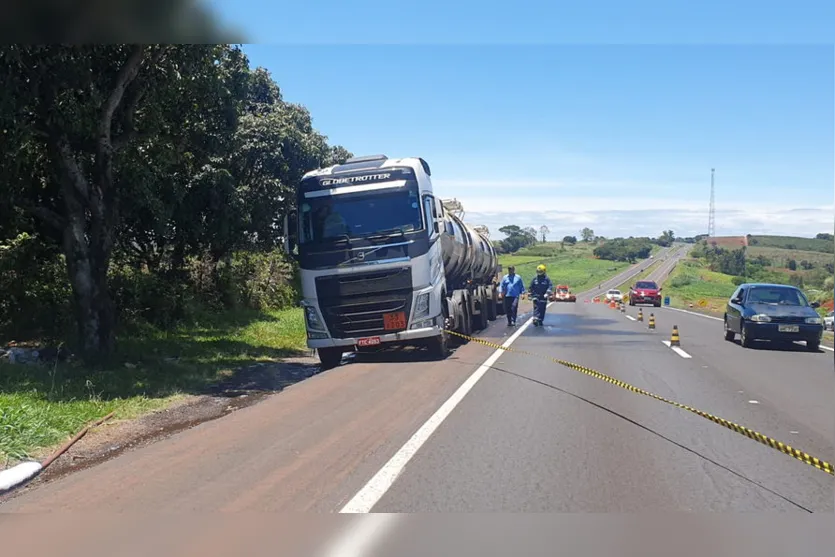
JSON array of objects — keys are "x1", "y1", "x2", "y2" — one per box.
[{"x1": 205, "y1": 1, "x2": 834, "y2": 239}]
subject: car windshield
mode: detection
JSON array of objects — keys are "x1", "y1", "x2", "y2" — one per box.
[
  {"x1": 635, "y1": 281, "x2": 657, "y2": 289},
  {"x1": 608, "y1": 290, "x2": 620, "y2": 295},
  {"x1": 298, "y1": 186, "x2": 423, "y2": 244},
  {"x1": 746, "y1": 286, "x2": 809, "y2": 307}
]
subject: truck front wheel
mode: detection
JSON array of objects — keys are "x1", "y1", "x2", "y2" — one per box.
[
  {"x1": 317, "y1": 347, "x2": 344, "y2": 371},
  {"x1": 427, "y1": 331, "x2": 450, "y2": 360}
]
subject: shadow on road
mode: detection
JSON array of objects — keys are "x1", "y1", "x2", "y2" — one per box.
[{"x1": 728, "y1": 339, "x2": 824, "y2": 353}]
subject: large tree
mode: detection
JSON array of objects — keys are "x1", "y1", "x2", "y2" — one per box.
[{"x1": 0, "y1": 44, "x2": 352, "y2": 362}]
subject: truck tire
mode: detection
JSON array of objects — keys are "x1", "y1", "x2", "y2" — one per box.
[
  {"x1": 487, "y1": 289, "x2": 498, "y2": 321},
  {"x1": 317, "y1": 347, "x2": 343, "y2": 371},
  {"x1": 453, "y1": 290, "x2": 471, "y2": 337},
  {"x1": 474, "y1": 290, "x2": 488, "y2": 330},
  {"x1": 427, "y1": 331, "x2": 450, "y2": 360}
]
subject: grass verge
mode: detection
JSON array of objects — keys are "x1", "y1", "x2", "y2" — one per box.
[
  {"x1": 0, "y1": 307, "x2": 306, "y2": 462},
  {"x1": 662, "y1": 258, "x2": 736, "y2": 314},
  {"x1": 499, "y1": 243, "x2": 631, "y2": 292}
]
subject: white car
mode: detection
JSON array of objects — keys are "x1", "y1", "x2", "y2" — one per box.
[
  {"x1": 605, "y1": 289, "x2": 623, "y2": 303},
  {"x1": 825, "y1": 311, "x2": 834, "y2": 331}
]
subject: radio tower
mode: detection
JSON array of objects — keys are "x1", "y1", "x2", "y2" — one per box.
[{"x1": 707, "y1": 168, "x2": 715, "y2": 238}]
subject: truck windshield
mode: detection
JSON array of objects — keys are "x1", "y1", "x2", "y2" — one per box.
[{"x1": 298, "y1": 186, "x2": 424, "y2": 244}]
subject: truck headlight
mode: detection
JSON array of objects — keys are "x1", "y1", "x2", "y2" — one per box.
[
  {"x1": 303, "y1": 305, "x2": 326, "y2": 331},
  {"x1": 750, "y1": 314, "x2": 771, "y2": 323},
  {"x1": 805, "y1": 317, "x2": 822, "y2": 325},
  {"x1": 414, "y1": 292, "x2": 430, "y2": 318}
]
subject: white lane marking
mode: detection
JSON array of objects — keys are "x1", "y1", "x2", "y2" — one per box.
[
  {"x1": 339, "y1": 304, "x2": 550, "y2": 513},
  {"x1": 663, "y1": 306, "x2": 723, "y2": 321},
  {"x1": 626, "y1": 315, "x2": 636, "y2": 321},
  {"x1": 661, "y1": 340, "x2": 692, "y2": 358},
  {"x1": 321, "y1": 513, "x2": 401, "y2": 557},
  {"x1": 748, "y1": 400, "x2": 759, "y2": 404}
]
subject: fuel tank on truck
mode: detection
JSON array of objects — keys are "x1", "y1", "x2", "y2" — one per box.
[{"x1": 439, "y1": 211, "x2": 499, "y2": 287}]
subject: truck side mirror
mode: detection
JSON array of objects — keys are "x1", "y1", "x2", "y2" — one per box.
[{"x1": 283, "y1": 213, "x2": 299, "y2": 260}]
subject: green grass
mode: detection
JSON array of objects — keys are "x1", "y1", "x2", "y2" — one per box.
[
  {"x1": 499, "y1": 242, "x2": 631, "y2": 293},
  {"x1": 0, "y1": 307, "x2": 306, "y2": 462},
  {"x1": 748, "y1": 235, "x2": 833, "y2": 254},
  {"x1": 662, "y1": 259, "x2": 737, "y2": 312},
  {"x1": 747, "y1": 246, "x2": 834, "y2": 268}
]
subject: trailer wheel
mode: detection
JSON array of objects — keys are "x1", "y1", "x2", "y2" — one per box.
[
  {"x1": 474, "y1": 290, "x2": 488, "y2": 331},
  {"x1": 427, "y1": 331, "x2": 450, "y2": 360},
  {"x1": 487, "y1": 289, "x2": 498, "y2": 321},
  {"x1": 317, "y1": 347, "x2": 344, "y2": 371}
]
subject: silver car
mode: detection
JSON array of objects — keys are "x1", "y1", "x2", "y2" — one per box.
[{"x1": 825, "y1": 311, "x2": 834, "y2": 331}]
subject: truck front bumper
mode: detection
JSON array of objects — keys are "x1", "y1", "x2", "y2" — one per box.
[{"x1": 306, "y1": 317, "x2": 444, "y2": 349}]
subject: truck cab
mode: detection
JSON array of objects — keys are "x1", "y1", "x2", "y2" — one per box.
[{"x1": 284, "y1": 155, "x2": 500, "y2": 370}]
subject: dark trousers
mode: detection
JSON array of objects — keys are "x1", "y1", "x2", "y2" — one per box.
[
  {"x1": 533, "y1": 297, "x2": 547, "y2": 321},
  {"x1": 504, "y1": 296, "x2": 519, "y2": 324}
]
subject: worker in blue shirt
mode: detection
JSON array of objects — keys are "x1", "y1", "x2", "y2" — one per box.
[{"x1": 500, "y1": 265, "x2": 525, "y2": 326}]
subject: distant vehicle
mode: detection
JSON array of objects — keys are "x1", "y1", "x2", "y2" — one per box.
[
  {"x1": 825, "y1": 311, "x2": 834, "y2": 331},
  {"x1": 723, "y1": 283, "x2": 823, "y2": 351},
  {"x1": 629, "y1": 280, "x2": 662, "y2": 307},
  {"x1": 552, "y1": 285, "x2": 576, "y2": 303},
  {"x1": 605, "y1": 289, "x2": 623, "y2": 303}
]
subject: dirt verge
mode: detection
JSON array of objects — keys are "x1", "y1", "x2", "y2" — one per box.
[{"x1": 1, "y1": 354, "x2": 321, "y2": 503}]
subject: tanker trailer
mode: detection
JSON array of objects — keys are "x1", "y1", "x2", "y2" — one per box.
[{"x1": 284, "y1": 155, "x2": 501, "y2": 370}]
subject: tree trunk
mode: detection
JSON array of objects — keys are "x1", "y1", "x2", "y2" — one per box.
[
  {"x1": 49, "y1": 46, "x2": 146, "y2": 363},
  {"x1": 63, "y1": 212, "x2": 115, "y2": 361}
]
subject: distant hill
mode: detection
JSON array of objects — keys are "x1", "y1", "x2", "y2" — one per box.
[
  {"x1": 747, "y1": 234, "x2": 833, "y2": 254},
  {"x1": 706, "y1": 236, "x2": 748, "y2": 248}
]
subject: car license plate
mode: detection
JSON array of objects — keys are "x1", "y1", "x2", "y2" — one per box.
[
  {"x1": 383, "y1": 311, "x2": 407, "y2": 330},
  {"x1": 778, "y1": 325, "x2": 800, "y2": 333},
  {"x1": 357, "y1": 337, "x2": 381, "y2": 347}
]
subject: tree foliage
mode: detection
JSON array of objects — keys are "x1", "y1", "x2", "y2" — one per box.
[
  {"x1": 0, "y1": 44, "x2": 350, "y2": 362},
  {"x1": 580, "y1": 227, "x2": 595, "y2": 242},
  {"x1": 498, "y1": 225, "x2": 537, "y2": 253},
  {"x1": 593, "y1": 238, "x2": 653, "y2": 263}
]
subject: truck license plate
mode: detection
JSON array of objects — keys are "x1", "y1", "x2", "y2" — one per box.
[
  {"x1": 357, "y1": 337, "x2": 381, "y2": 347},
  {"x1": 778, "y1": 325, "x2": 799, "y2": 333},
  {"x1": 383, "y1": 311, "x2": 407, "y2": 330}
]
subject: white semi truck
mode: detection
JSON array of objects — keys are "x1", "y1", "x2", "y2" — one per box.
[{"x1": 284, "y1": 155, "x2": 504, "y2": 370}]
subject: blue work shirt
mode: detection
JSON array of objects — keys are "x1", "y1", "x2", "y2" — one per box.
[
  {"x1": 501, "y1": 274, "x2": 525, "y2": 298},
  {"x1": 529, "y1": 274, "x2": 553, "y2": 296}
]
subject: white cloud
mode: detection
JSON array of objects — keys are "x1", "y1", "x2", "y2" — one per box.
[{"x1": 464, "y1": 204, "x2": 834, "y2": 239}]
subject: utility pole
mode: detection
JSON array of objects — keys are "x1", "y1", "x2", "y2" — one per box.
[{"x1": 707, "y1": 168, "x2": 715, "y2": 238}]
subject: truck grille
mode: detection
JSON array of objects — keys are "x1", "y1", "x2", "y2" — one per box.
[{"x1": 315, "y1": 267, "x2": 413, "y2": 338}]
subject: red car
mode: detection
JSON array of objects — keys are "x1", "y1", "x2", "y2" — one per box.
[{"x1": 629, "y1": 280, "x2": 662, "y2": 307}]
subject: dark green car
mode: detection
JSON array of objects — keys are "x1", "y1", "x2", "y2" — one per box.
[{"x1": 723, "y1": 283, "x2": 823, "y2": 351}]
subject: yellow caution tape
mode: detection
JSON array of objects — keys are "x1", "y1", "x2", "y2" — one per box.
[{"x1": 445, "y1": 329, "x2": 834, "y2": 476}]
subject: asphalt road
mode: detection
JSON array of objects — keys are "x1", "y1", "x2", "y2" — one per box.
[{"x1": 2, "y1": 246, "x2": 833, "y2": 550}]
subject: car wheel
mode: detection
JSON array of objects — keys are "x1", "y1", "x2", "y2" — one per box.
[
  {"x1": 740, "y1": 324, "x2": 752, "y2": 348},
  {"x1": 723, "y1": 318, "x2": 734, "y2": 341},
  {"x1": 806, "y1": 340, "x2": 820, "y2": 352}
]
